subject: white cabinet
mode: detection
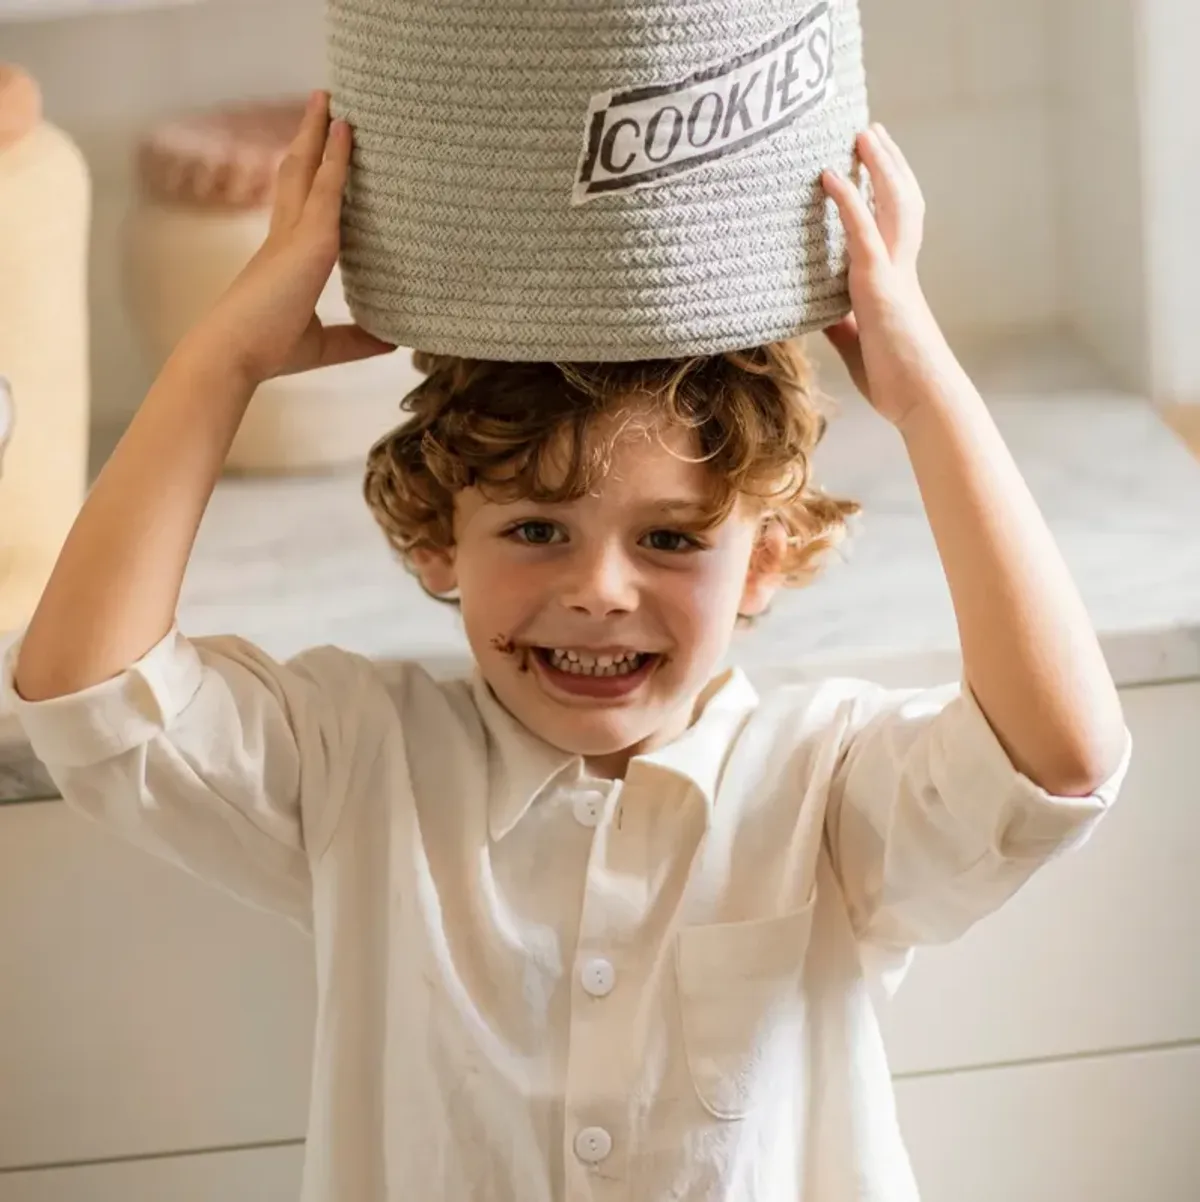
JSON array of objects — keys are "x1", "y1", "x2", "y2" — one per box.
[
  {"x1": 0, "y1": 804, "x2": 315, "y2": 1170},
  {"x1": 896, "y1": 1045, "x2": 1200, "y2": 1202},
  {"x1": 0, "y1": 1144, "x2": 303, "y2": 1202},
  {"x1": 882, "y1": 680, "x2": 1200, "y2": 1073},
  {"x1": 882, "y1": 680, "x2": 1200, "y2": 1200}
]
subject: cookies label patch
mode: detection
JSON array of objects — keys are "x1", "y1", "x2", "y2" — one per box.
[{"x1": 573, "y1": 2, "x2": 836, "y2": 205}]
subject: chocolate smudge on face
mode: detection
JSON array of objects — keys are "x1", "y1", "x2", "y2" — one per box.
[{"x1": 491, "y1": 634, "x2": 531, "y2": 672}]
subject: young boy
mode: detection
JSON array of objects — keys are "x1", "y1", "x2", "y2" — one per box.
[{"x1": 5, "y1": 93, "x2": 1129, "y2": 1201}]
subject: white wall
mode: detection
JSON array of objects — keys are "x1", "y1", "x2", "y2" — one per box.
[
  {"x1": 1138, "y1": 0, "x2": 1200, "y2": 406},
  {"x1": 860, "y1": 0, "x2": 1063, "y2": 343},
  {"x1": 1052, "y1": 0, "x2": 1148, "y2": 393},
  {"x1": 1, "y1": 0, "x2": 1150, "y2": 425}
]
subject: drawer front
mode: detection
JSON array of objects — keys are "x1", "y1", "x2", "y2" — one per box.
[
  {"x1": 0, "y1": 804, "x2": 315, "y2": 1170},
  {"x1": 896, "y1": 1044, "x2": 1200, "y2": 1202},
  {"x1": 0, "y1": 1144, "x2": 304, "y2": 1202},
  {"x1": 883, "y1": 680, "x2": 1200, "y2": 1074}
]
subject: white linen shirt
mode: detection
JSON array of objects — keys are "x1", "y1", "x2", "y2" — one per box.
[{"x1": 3, "y1": 626, "x2": 1130, "y2": 1202}]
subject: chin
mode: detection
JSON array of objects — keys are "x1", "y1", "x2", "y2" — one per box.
[{"x1": 535, "y1": 712, "x2": 656, "y2": 759}]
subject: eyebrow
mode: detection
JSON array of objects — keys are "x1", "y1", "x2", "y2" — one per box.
[
  {"x1": 487, "y1": 496, "x2": 710, "y2": 514},
  {"x1": 478, "y1": 494, "x2": 717, "y2": 525},
  {"x1": 650, "y1": 499, "x2": 711, "y2": 517}
]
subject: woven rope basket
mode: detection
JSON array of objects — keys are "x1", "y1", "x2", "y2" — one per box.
[{"x1": 328, "y1": 0, "x2": 869, "y2": 362}]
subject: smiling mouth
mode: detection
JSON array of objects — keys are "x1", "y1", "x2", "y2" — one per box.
[
  {"x1": 535, "y1": 648, "x2": 656, "y2": 677},
  {"x1": 526, "y1": 646, "x2": 662, "y2": 697}
]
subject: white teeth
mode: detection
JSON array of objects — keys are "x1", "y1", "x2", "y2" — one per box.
[{"x1": 544, "y1": 648, "x2": 646, "y2": 677}]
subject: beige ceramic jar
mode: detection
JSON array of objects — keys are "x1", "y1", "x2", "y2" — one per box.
[
  {"x1": 123, "y1": 98, "x2": 418, "y2": 474},
  {"x1": 0, "y1": 64, "x2": 91, "y2": 635}
]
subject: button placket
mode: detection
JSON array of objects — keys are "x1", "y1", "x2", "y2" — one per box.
[{"x1": 562, "y1": 780, "x2": 638, "y2": 1185}]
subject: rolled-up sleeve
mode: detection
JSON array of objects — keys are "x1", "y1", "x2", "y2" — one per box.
[
  {"x1": 2, "y1": 625, "x2": 382, "y2": 930},
  {"x1": 824, "y1": 678, "x2": 1132, "y2": 953}
]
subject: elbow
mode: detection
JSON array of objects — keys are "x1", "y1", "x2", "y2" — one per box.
[
  {"x1": 1030, "y1": 727, "x2": 1129, "y2": 798},
  {"x1": 1037, "y1": 764, "x2": 1111, "y2": 800},
  {"x1": 11, "y1": 656, "x2": 60, "y2": 705},
  {"x1": 11, "y1": 650, "x2": 86, "y2": 704}
]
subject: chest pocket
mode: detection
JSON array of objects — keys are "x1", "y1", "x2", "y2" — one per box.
[{"x1": 675, "y1": 898, "x2": 815, "y2": 1120}]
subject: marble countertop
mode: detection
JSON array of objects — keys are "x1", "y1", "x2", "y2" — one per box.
[{"x1": 4, "y1": 336, "x2": 1200, "y2": 802}]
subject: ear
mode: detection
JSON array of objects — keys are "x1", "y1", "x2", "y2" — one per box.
[
  {"x1": 739, "y1": 517, "x2": 787, "y2": 618},
  {"x1": 409, "y1": 545, "x2": 458, "y2": 597}
]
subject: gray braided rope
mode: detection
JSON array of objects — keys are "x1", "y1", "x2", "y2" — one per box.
[{"x1": 328, "y1": 0, "x2": 870, "y2": 361}]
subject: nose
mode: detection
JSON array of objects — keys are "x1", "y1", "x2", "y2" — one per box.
[{"x1": 559, "y1": 540, "x2": 639, "y2": 618}]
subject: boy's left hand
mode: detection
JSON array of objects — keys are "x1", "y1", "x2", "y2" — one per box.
[{"x1": 821, "y1": 125, "x2": 952, "y2": 429}]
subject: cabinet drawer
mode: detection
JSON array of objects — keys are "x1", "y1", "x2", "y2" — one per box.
[
  {"x1": 896, "y1": 1044, "x2": 1200, "y2": 1202},
  {"x1": 882, "y1": 681, "x2": 1200, "y2": 1074},
  {"x1": 0, "y1": 804, "x2": 315, "y2": 1170},
  {"x1": 0, "y1": 1143, "x2": 303, "y2": 1202}
]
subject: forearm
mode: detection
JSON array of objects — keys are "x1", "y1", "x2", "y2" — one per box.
[
  {"x1": 15, "y1": 335, "x2": 253, "y2": 701},
  {"x1": 896, "y1": 351, "x2": 1127, "y2": 796}
]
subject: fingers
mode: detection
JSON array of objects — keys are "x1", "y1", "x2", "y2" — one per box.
[
  {"x1": 822, "y1": 122, "x2": 925, "y2": 268},
  {"x1": 316, "y1": 323, "x2": 395, "y2": 370},
  {"x1": 270, "y1": 90, "x2": 334, "y2": 235},
  {"x1": 822, "y1": 314, "x2": 864, "y2": 370},
  {"x1": 870, "y1": 125, "x2": 923, "y2": 217},
  {"x1": 856, "y1": 124, "x2": 925, "y2": 263},
  {"x1": 854, "y1": 126, "x2": 903, "y2": 242},
  {"x1": 821, "y1": 167, "x2": 887, "y2": 265},
  {"x1": 301, "y1": 117, "x2": 353, "y2": 231},
  {"x1": 824, "y1": 313, "x2": 859, "y2": 347}
]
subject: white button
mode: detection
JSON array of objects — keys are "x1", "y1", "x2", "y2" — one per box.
[
  {"x1": 574, "y1": 1126, "x2": 613, "y2": 1164},
  {"x1": 571, "y1": 790, "x2": 605, "y2": 828},
  {"x1": 581, "y1": 957, "x2": 615, "y2": 997}
]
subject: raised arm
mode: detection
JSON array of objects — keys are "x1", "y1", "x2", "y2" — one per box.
[
  {"x1": 821, "y1": 127, "x2": 1127, "y2": 797},
  {"x1": 14, "y1": 90, "x2": 392, "y2": 702}
]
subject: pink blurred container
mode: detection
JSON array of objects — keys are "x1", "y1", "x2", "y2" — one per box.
[{"x1": 123, "y1": 97, "x2": 419, "y2": 475}]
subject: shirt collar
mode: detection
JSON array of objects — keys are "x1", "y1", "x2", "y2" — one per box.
[
  {"x1": 634, "y1": 667, "x2": 760, "y2": 803},
  {"x1": 472, "y1": 671, "x2": 578, "y2": 843},
  {"x1": 472, "y1": 666, "x2": 761, "y2": 842}
]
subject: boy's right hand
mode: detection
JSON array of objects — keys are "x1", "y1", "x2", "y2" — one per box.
[{"x1": 189, "y1": 89, "x2": 394, "y2": 388}]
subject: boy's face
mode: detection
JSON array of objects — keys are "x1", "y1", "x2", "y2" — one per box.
[{"x1": 414, "y1": 412, "x2": 784, "y2": 773}]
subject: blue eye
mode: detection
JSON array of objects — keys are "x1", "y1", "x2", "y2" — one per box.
[
  {"x1": 508, "y1": 520, "x2": 562, "y2": 546},
  {"x1": 643, "y1": 529, "x2": 701, "y2": 553}
]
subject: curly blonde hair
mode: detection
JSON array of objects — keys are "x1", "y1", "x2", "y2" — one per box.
[{"x1": 364, "y1": 340, "x2": 859, "y2": 598}]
